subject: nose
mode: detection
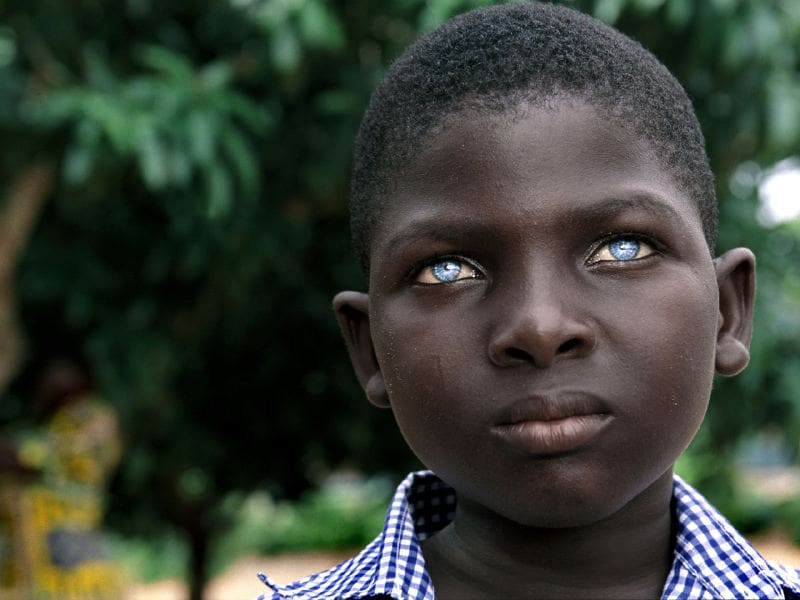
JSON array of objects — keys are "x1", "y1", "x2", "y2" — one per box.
[{"x1": 488, "y1": 289, "x2": 597, "y2": 369}]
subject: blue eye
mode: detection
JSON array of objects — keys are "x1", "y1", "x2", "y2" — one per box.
[
  {"x1": 588, "y1": 236, "x2": 657, "y2": 264},
  {"x1": 416, "y1": 258, "x2": 480, "y2": 284},
  {"x1": 431, "y1": 260, "x2": 462, "y2": 282},
  {"x1": 608, "y1": 239, "x2": 640, "y2": 261}
]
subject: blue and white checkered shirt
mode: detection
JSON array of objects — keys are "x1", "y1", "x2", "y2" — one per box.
[{"x1": 258, "y1": 471, "x2": 800, "y2": 599}]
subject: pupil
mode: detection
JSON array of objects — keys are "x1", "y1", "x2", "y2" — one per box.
[
  {"x1": 432, "y1": 261, "x2": 461, "y2": 282},
  {"x1": 609, "y1": 239, "x2": 640, "y2": 260}
]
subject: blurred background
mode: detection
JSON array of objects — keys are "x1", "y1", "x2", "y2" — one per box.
[{"x1": 0, "y1": 0, "x2": 798, "y2": 598}]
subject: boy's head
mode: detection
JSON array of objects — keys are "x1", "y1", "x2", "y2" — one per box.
[
  {"x1": 350, "y1": 1, "x2": 717, "y2": 274},
  {"x1": 335, "y1": 2, "x2": 755, "y2": 529}
]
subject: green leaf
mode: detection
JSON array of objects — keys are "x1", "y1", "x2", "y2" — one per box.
[
  {"x1": 62, "y1": 142, "x2": 95, "y2": 185},
  {"x1": 766, "y1": 75, "x2": 800, "y2": 151},
  {"x1": 213, "y1": 92, "x2": 273, "y2": 132},
  {"x1": 136, "y1": 45, "x2": 195, "y2": 82},
  {"x1": 314, "y1": 90, "x2": 361, "y2": 115},
  {"x1": 136, "y1": 121, "x2": 169, "y2": 189},
  {"x1": 198, "y1": 61, "x2": 234, "y2": 91},
  {"x1": 665, "y1": 0, "x2": 693, "y2": 28},
  {"x1": 593, "y1": 0, "x2": 627, "y2": 24},
  {"x1": 0, "y1": 26, "x2": 17, "y2": 68},
  {"x1": 298, "y1": 0, "x2": 345, "y2": 51},
  {"x1": 62, "y1": 119, "x2": 103, "y2": 184},
  {"x1": 82, "y1": 45, "x2": 118, "y2": 89},
  {"x1": 252, "y1": 0, "x2": 304, "y2": 31},
  {"x1": 166, "y1": 145, "x2": 193, "y2": 187},
  {"x1": 269, "y1": 26, "x2": 302, "y2": 72},
  {"x1": 632, "y1": 0, "x2": 666, "y2": 14},
  {"x1": 418, "y1": 0, "x2": 467, "y2": 31},
  {"x1": 220, "y1": 128, "x2": 259, "y2": 197},
  {"x1": 721, "y1": 16, "x2": 751, "y2": 69},
  {"x1": 187, "y1": 110, "x2": 218, "y2": 165},
  {"x1": 205, "y1": 165, "x2": 233, "y2": 218},
  {"x1": 709, "y1": 0, "x2": 737, "y2": 15},
  {"x1": 88, "y1": 93, "x2": 135, "y2": 153},
  {"x1": 26, "y1": 87, "x2": 85, "y2": 126}
]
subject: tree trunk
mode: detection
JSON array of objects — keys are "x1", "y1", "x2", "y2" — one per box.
[
  {"x1": 187, "y1": 521, "x2": 209, "y2": 600},
  {"x1": 0, "y1": 162, "x2": 54, "y2": 395}
]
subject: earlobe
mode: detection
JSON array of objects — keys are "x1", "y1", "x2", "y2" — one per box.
[
  {"x1": 332, "y1": 291, "x2": 390, "y2": 408},
  {"x1": 713, "y1": 248, "x2": 756, "y2": 377}
]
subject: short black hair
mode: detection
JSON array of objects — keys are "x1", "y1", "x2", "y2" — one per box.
[{"x1": 350, "y1": 1, "x2": 717, "y2": 273}]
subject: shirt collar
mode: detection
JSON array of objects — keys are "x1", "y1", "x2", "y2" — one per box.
[
  {"x1": 258, "y1": 471, "x2": 441, "y2": 600},
  {"x1": 259, "y1": 471, "x2": 800, "y2": 600},
  {"x1": 665, "y1": 474, "x2": 800, "y2": 599}
]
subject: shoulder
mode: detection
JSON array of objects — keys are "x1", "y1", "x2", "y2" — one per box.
[
  {"x1": 257, "y1": 471, "x2": 447, "y2": 600},
  {"x1": 666, "y1": 475, "x2": 800, "y2": 599}
]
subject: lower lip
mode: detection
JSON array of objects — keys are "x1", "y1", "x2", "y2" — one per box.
[{"x1": 491, "y1": 414, "x2": 611, "y2": 456}]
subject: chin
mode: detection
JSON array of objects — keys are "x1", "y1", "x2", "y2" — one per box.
[
  {"x1": 453, "y1": 462, "x2": 674, "y2": 531},
  {"x1": 498, "y1": 490, "x2": 630, "y2": 529}
]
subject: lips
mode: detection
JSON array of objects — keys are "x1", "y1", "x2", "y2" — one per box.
[{"x1": 490, "y1": 392, "x2": 612, "y2": 456}]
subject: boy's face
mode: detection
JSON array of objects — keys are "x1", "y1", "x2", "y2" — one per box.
[{"x1": 336, "y1": 98, "x2": 754, "y2": 528}]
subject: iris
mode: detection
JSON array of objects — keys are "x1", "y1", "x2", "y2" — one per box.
[
  {"x1": 609, "y1": 239, "x2": 640, "y2": 261},
  {"x1": 431, "y1": 260, "x2": 462, "y2": 282}
]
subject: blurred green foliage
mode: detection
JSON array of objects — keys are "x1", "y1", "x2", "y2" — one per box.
[
  {"x1": 29, "y1": 43, "x2": 271, "y2": 215},
  {"x1": 213, "y1": 475, "x2": 390, "y2": 567},
  {"x1": 108, "y1": 474, "x2": 391, "y2": 584},
  {"x1": 0, "y1": 0, "x2": 799, "y2": 594},
  {"x1": 109, "y1": 531, "x2": 189, "y2": 584}
]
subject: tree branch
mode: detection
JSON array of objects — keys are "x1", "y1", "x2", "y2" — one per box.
[{"x1": 0, "y1": 162, "x2": 55, "y2": 395}]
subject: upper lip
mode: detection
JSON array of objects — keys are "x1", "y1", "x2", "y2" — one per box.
[{"x1": 495, "y1": 391, "x2": 611, "y2": 425}]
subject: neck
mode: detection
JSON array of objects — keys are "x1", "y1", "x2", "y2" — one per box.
[{"x1": 421, "y1": 470, "x2": 675, "y2": 599}]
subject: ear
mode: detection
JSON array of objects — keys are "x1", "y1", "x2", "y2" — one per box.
[
  {"x1": 332, "y1": 291, "x2": 390, "y2": 408},
  {"x1": 713, "y1": 247, "x2": 756, "y2": 377}
]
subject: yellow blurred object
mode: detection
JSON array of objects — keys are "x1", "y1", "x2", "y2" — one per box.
[
  {"x1": 0, "y1": 394, "x2": 123, "y2": 600},
  {"x1": 17, "y1": 439, "x2": 47, "y2": 470}
]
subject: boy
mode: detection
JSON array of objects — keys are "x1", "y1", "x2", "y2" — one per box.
[{"x1": 259, "y1": 2, "x2": 800, "y2": 598}]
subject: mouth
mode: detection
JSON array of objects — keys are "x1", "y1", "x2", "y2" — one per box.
[{"x1": 490, "y1": 392, "x2": 612, "y2": 456}]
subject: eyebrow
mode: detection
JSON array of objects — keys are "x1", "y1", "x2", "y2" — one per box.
[
  {"x1": 380, "y1": 192, "x2": 689, "y2": 255},
  {"x1": 380, "y1": 219, "x2": 495, "y2": 256},
  {"x1": 572, "y1": 195, "x2": 687, "y2": 228}
]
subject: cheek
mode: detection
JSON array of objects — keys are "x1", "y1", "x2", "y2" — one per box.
[
  {"x1": 614, "y1": 274, "x2": 719, "y2": 448},
  {"x1": 372, "y1": 303, "x2": 482, "y2": 454},
  {"x1": 374, "y1": 297, "x2": 478, "y2": 388}
]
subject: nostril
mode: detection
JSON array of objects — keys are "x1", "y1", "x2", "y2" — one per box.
[
  {"x1": 490, "y1": 323, "x2": 596, "y2": 368},
  {"x1": 557, "y1": 338, "x2": 581, "y2": 354},
  {"x1": 505, "y1": 347, "x2": 533, "y2": 362}
]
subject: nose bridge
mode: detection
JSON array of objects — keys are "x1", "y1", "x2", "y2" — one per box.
[
  {"x1": 489, "y1": 259, "x2": 595, "y2": 368},
  {"x1": 511, "y1": 269, "x2": 574, "y2": 336}
]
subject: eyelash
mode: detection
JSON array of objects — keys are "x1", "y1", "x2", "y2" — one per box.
[
  {"x1": 407, "y1": 231, "x2": 665, "y2": 283},
  {"x1": 585, "y1": 231, "x2": 665, "y2": 262},
  {"x1": 408, "y1": 253, "x2": 483, "y2": 283}
]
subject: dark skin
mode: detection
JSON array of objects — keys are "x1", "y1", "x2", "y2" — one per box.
[{"x1": 334, "y1": 97, "x2": 755, "y2": 599}]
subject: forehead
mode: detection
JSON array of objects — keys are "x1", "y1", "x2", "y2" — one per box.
[{"x1": 372, "y1": 98, "x2": 704, "y2": 259}]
